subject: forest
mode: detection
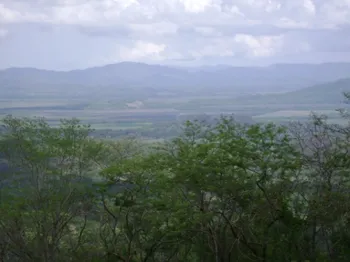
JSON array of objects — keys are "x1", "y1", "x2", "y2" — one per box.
[{"x1": 1, "y1": 94, "x2": 350, "y2": 262}]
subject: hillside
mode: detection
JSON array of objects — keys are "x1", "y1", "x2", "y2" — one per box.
[
  {"x1": 234, "y1": 78, "x2": 350, "y2": 106},
  {"x1": 1, "y1": 62, "x2": 350, "y2": 99}
]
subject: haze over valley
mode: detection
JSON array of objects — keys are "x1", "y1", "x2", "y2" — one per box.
[{"x1": 1, "y1": 61, "x2": 350, "y2": 139}]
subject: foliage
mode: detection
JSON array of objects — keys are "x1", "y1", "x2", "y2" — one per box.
[{"x1": 1, "y1": 93, "x2": 350, "y2": 262}]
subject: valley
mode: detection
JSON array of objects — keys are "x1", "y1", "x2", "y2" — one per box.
[{"x1": 1, "y1": 62, "x2": 349, "y2": 139}]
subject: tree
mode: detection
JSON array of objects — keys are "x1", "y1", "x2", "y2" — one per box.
[
  {"x1": 0, "y1": 116, "x2": 104, "y2": 262},
  {"x1": 287, "y1": 110, "x2": 350, "y2": 261},
  {"x1": 101, "y1": 117, "x2": 302, "y2": 261}
]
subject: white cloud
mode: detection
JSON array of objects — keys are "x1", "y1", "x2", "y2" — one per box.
[
  {"x1": 184, "y1": 34, "x2": 285, "y2": 59},
  {"x1": 0, "y1": 0, "x2": 350, "y2": 69},
  {"x1": 242, "y1": 0, "x2": 282, "y2": 13},
  {"x1": 0, "y1": 0, "x2": 347, "y2": 28},
  {"x1": 319, "y1": 0, "x2": 350, "y2": 27},
  {"x1": 234, "y1": 34, "x2": 284, "y2": 57},
  {"x1": 179, "y1": 0, "x2": 221, "y2": 13},
  {"x1": 0, "y1": 3, "x2": 48, "y2": 24},
  {"x1": 303, "y1": 0, "x2": 316, "y2": 15},
  {"x1": 0, "y1": 4, "x2": 21, "y2": 23},
  {"x1": 118, "y1": 41, "x2": 167, "y2": 61}
]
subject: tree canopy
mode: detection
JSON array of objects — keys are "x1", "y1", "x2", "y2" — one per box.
[{"x1": 1, "y1": 98, "x2": 350, "y2": 261}]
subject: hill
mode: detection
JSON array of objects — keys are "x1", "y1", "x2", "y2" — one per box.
[{"x1": 234, "y1": 78, "x2": 350, "y2": 106}]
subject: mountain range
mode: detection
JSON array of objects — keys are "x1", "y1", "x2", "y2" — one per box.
[{"x1": 1, "y1": 62, "x2": 350, "y2": 99}]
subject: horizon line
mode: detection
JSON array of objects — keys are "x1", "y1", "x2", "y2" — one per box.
[{"x1": 1, "y1": 60, "x2": 350, "y2": 72}]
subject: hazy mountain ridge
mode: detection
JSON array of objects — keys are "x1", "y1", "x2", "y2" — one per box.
[
  {"x1": 233, "y1": 78, "x2": 350, "y2": 105},
  {"x1": 1, "y1": 62, "x2": 350, "y2": 99}
]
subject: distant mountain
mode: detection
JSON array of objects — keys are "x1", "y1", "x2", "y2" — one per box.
[
  {"x1": 1, "y1": 62, "x2": 350, "y2": 99},
  {"x1": 233, "y1": 78, "x2": 350, "y2": 105}
]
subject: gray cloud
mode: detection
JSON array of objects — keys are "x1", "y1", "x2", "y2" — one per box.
[{"x1": 0, "y1": 0, "x2": 350, "y2": 70}]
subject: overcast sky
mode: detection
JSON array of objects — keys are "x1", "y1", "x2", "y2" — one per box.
[{"x1": 0, "y1": 0, "x2": 350, "y2": 70}]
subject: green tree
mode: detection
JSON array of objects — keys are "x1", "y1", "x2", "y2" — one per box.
[
  {"x1": 101, "y1": 117, "x2": 302, "y2": 261},
  {"x1": 0, "y1": 116, "x2": 104, "y2": 262}
]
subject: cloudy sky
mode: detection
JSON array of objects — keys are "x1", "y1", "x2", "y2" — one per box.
[{"x1": 0, "y1": 0, "x2": 350, "y2": 70}]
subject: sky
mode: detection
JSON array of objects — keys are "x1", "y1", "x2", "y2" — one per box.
[{"x1": 0, "y1": 0, "x2": 350, "y2": 70}]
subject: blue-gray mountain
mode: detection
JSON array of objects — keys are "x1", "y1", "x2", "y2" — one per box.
[{"x1": 1, "y1": 62, "x2": 350, "y2": 99}]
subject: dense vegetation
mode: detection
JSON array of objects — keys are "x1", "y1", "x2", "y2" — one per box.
[{"x1": 1, "y1": 94, "x2": 350, "y2": 262}]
